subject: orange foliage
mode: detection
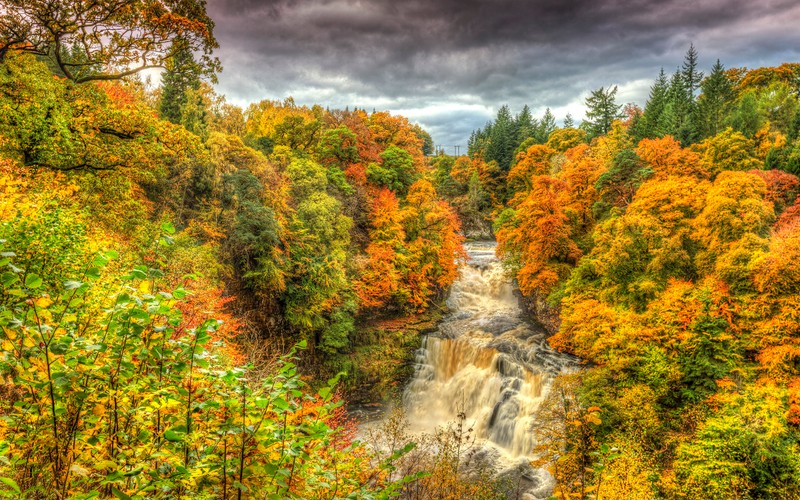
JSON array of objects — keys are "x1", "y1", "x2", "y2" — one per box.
[
  {"x1": 636, "y1": 136, "x2": 709, "y2": 179},
  {"x1": 176, "y1": 287, "x2": 245, "y2": 365},
  {"x1": 558, "y1": 144, "x2": 605, "y2": 231},
  {"x1": 402, "y1": 180, "x2": 465, "y2": 309},
  {"x1": 736, "y1": 63, "x2": 800, "y2": 94},
  {"x1": 355, "y1": 189, "x2": 406, "y2": 309},
  {"x1": 748, "y1": 169, "x2": 800, "y2": 216},
  {"x1": 497, "y1": 176, "x2": 581, "y2": 296},
  {"x1": 507, "y1": 144, "x2": 555, "y2": 194},
  {"x1": 368, "y1": 111, "x2": 426, "y2": 170},
  {"x1": 776, "y1": 195, "x2": 800, "y2": 232}
]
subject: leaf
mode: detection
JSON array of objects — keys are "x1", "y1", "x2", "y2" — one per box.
[
  {"x1": 25, "y1": 274, "x2": 42, "y2": 289},
  {"x1": 161, "y1": 222, "x2": 176, "y2": 235},
  {"x1": 64, "y1": 280, "x2": 84, "y2": 290},
  {"x1": 0, "y1": 477, "x2": 20, "y2": 494},
  {"x1": 111, "y1": 487, "x2": 131, "y2": 500},
  {"x1": 163, "y1": 429, "x2": 184, "y2": 442}
]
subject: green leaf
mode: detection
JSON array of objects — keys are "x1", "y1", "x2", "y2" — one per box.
[
  {"x1": 0, "y1": 477, "x2": 21, "y2": 494},
  {"x1": 163, "y1": 429, "x2": 184, "y2": 442},
  {"x1": 24, "y1": 274, "x2": 42, "y2": 289},
  {"x1": 1, "y1": 272, "x2": 19, "y2": 287},
  {"x1": 161, "y1": 222, "x2": 176, "y2": 235},
  {"x1": 111, "y1": 487, "x2": 131, "y2": 500},
  {"x1": 172, "y1": 288, "x2": 187, "y2": 299}
]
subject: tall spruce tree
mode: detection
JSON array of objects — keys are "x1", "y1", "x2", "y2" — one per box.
[
  {"x1": 485, "y1": 105, "x2": 517, "y2": 170},
  {"x1": 682, "y1": 43, "x2": 704, "y2": 99},
  {"x1": 680, "y1": 44, "x2": 703, "y2": 144},
  {"x1": 516, "y1": 105, "x2": 537, "y2": 144},
  {"x1": 159, "y1": 38, "x2": 202, "y2": 124},
  {"x1": 536, "y1": 107, "x2": 557, "y2": 143},
  {"x1": 660, "y1": 68, "x2": 693, "y2": 143},
  {"x1": 584, "y1": 86, "x2": 623, "y2": 139},
  {"x1": 698, "y1": 59, "x2": 734, "y2": 138},
  {"x1": 637, "y1": 68, "x2": 670, "y2": 140}
]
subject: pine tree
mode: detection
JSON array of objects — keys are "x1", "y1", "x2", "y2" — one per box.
[
  {"x1": 637, "y1": 68, "x2": 669, "y2": 140},
  {"x1": 563, "y1": 113, "x2": 575, "y2": 128},
  {"x1": 698, "y1": 59, "x2": 734, "y2": 138},
  {"x1": 485, "y1": 105, "x2": 517, "y2": 170},
  {"x1": 682, "y1": 43, "x2": 704, "y2": 99},
  {"x1": 584, "y1": 86, "x2": 623, "y2": 139},
  {"x1": 515, "y1": 105, "x2": 537, "y2": 143},
  {"x1": 159, "y1": 38, "x2": 202, "y2": 124},
  {"x1": 680, "y1": 44, "x2": 703, "y2": 144},
  {"x1": 536, "y1": 107, "x2": 557, "y2": 143},
  {"x1": 663, "y1": 68, "x2": 694, "y2": 143}
]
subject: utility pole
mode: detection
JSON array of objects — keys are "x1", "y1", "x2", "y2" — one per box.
[{"x1": 453, "y1": 145, "x2": 461, "y2": 157}]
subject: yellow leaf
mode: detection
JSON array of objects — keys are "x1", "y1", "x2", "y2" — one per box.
[
  {"x1": 35, "y1": 297, "x2": 52, "y2": 308},
  {"x1": 1, "y1": 340, "x2": 13, "y2": 351}
]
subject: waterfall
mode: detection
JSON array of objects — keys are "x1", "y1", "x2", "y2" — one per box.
[{"x1": 401, "y1": 241, "x2": 575, "y2": 495}]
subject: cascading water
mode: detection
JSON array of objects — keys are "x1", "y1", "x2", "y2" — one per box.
[{"x1": 402, "y1": 241, "x2": 575, "y2": 496}]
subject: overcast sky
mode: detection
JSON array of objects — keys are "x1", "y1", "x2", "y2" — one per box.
[{"x1": 207, "y1": 0, "x2": 800, "y2": 150}]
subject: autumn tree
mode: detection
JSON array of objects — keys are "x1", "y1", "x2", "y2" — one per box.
[
  {"x1": 693, "y1": 170, "x2": 774, "y2": 271},
  {"x1": 0, "y1": 0, "x2": 220, "y2": 82},
  {"x1": 635, "y1": 136, "x2": 708, "y2": 179},
  {"x1": 400, "y1": 180, "x2": 465, "y2": 309},
  {"x1": 497, "y1": 176, "x2": 581, "y2": 296},
  {"x1": 284, "y1": 156, "x2": 354, "y2": 353}
]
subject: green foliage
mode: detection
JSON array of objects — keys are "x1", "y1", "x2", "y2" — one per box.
[
  {"x1": 0, "y1": 204, "x2": 89, "y2": 291},
  {"x1": 676, "y1": 388, "x2": 800, "y2": 499},
  {"x1": 285, "y1": 157, "x2": 354, "y2": 352},
  {"x1": 594, "y1": 149, "x2": 652, "y2": 217},
  {"x1": 583, "y1": 86, "x2": 623, "y2": 139},
  {"x1": 159, "y1": 39, "x2": 202, "y2": 125},
  {"x1": 222, "y1": 169, "x2": 285, "y2": 294},
  {"x1": 366, "y1": 146, "x2": 416, "y2": 195},
  {"x1": 678, "y1": 292, "x2": 739, "y2": 402},
  {"x1": 0, "y1": 245, "x2": 408, "y2": 498}
]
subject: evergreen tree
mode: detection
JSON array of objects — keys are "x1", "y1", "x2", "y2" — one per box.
[
  {"x1": 698, "y1": 59, "x2": 734, "y2": 138},
  {"x1": 536, "y1": 107, "x2": 557, "y2": 143},
  {"x1": 515, "y1": 105, "x2": 537, "y2": 143},
  {"x1": 563, "y1": 113, "x2": 575, "y2": 128},
  {"x1": 680, "y1": 44, "x2": 703, "y2": 144},
  {"x1": 682, "y1": 43, "x2": 704, "y2": 98},
  {"x1": 485, "y1": 105, "x2": 517, "y2": 170},
  {"x1": 662, "y1": 68, "x2": 694, "y2": 143},
  {"x1": 637, "y1": 68, "x2": 669, "y2": 140},
  {"x1": 584, "y1": 86, "x2": 623, "y2": 139},
  {"x1": 159, "y1": 38, "x2": 202, "y2": 124}
]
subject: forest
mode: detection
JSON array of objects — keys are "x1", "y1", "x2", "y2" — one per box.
[{"x1": 1, "y1": 1, "x2": 800, "y2": 499}]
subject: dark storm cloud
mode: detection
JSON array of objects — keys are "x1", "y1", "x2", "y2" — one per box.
[{"x1": 207, "y1": 0, "x2": 800, "y2": 147}]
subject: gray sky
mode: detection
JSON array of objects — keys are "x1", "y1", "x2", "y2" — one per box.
[{"x1": 208, "y1": 0, "x2": 800, "y2": 150}]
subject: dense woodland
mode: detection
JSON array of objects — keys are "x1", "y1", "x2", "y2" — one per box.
[{"x1": 2, "y1": 1, "x2": 800, "y2": 499}]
